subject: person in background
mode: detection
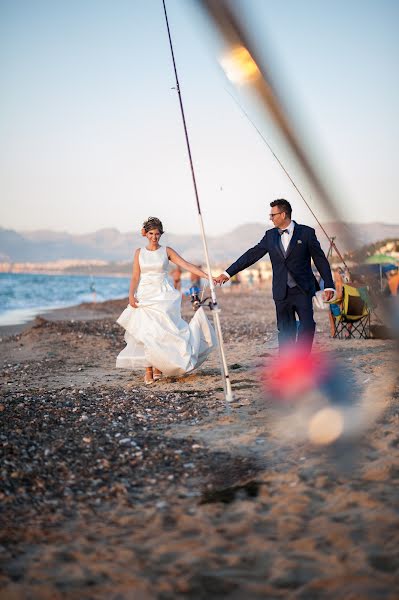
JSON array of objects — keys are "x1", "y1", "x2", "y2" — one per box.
[
  {"x1": 170, "y1": 265, "x2": 182, "y2": 291},
  {"x1": 328, "y1": 267, "x2": 345, "y2": 337},
  {"x1": 387, "y1": 268, "x2": 399, "y2": 296},
  {"x1": 190, "y1": 266, "x2": 202, "y2": 289},
  {"x1": 230, "y1": 273, "x2": 241, "y2": 293},
  {"x1": 257, "y1": 267, "x2": 263, "y2": 288}
]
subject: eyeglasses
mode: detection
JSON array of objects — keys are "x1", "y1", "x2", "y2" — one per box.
[{"x1": 269, "y1": 212, "x2": 283, "y2": 219}]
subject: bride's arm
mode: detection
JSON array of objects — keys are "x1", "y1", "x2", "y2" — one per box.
[
  {"x1": 167, "y1": 247, "x2": 212, "y2": 281},
  {"x1": 129, "y1": 249, "x2": 141, "y2": 308}
]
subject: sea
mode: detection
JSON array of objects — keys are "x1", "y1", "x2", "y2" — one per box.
[{"x1": 0, "y1": 272, "x2": 131, "y2": 327}]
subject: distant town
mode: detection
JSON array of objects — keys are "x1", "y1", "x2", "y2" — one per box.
[
  {"x1": 1, "y1": 224, "x2": 398, "y2": 284},
  {"x1": 0, "y1": 257, "x2": 275, "y2": 284}
]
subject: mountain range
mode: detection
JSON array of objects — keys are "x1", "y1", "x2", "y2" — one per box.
[{"x1": 1, "y1": 222, "x2": 398, "y2": 265}]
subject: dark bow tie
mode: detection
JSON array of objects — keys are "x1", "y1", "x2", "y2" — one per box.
[{"x1": 278, "y1": 229, "x2": 289, "y2": 235}]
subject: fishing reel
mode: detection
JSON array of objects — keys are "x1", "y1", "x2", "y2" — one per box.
[
  {"x1": 189, "y1": 286, "x2": 202, "y2": 310},
  {"x1": 189, "y1": 286, "x2": 217, "y2": 312}
]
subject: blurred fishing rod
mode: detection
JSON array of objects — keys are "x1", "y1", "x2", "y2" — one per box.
[
  {"x1": 225, "y1": 88, "x2": 349, "y2": 269},
  {"x1": 195, "y1": 0, "x2": 352, "y2": 261},
  {"x1": 162, "y1": 0, "x2": 234, "y2": 403}
]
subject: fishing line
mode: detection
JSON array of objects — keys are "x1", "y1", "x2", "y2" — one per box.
[{"x1": 225, "y1": 88, "x2": 349, "y2": 270}]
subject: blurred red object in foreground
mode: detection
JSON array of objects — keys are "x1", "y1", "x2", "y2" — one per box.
[{"x1": 262, "y1": 343, "x2": 329, "y2": 400}]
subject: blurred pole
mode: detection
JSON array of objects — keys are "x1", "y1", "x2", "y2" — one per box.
[{"x1": 196, "y1": 0, "x2": 350, "y2": 251}]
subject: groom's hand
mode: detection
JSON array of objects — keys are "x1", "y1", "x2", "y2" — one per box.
[
  {"x1": 215, "y1": 273, "x2": 229, "y2": 285},
  {"x1": 323, "y1": 290, "x2": 334, "y2": 302}
]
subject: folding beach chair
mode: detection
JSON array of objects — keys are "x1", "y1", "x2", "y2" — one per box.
[{"x1": 331, "y1": 284, "x2": 371, "y2": 339}]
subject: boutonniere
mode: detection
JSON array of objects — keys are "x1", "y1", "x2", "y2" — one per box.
[{"x1": 297, "y1": 240, "x2": 302, "y2": 244}]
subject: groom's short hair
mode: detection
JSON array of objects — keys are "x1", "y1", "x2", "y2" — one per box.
[{"x1": 270, "y1": 199, "x2": 292, "y2": 218}]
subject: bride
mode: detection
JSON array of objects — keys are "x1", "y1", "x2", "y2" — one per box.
[{"x1": 116, "y1": 217, "x2": 217, "y2": 384}]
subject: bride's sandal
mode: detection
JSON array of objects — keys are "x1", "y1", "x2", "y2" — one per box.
[
  {"x1": 153, "y1": 369, "x2": 162, "y2": 381},
  {"x1": 144, "y1": 368, "x2": 154, "y2": 385}
]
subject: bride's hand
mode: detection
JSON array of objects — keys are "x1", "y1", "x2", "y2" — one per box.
[{"x1": 129, "y1": 296, "x2": 139, "y2": 308}]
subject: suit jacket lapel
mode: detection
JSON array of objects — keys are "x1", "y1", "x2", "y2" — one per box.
[
  {"x1": 285, "y1": 223, "x2": 301, "y2": 258},
  {"x1": 274, "y1": 227, "x2": 285, "y2": 259}
]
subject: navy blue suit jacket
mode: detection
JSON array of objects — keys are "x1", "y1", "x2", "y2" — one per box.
[{"x1": 226, "y1": 223, "x2": 334, "y2": 301}]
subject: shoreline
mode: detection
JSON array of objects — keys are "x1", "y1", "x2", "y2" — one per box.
[
  {"x1": 0, "y1": 269, "x2": 131, "y2": 277},
  {"x1": 0, "y1": 296, "x2": 129, "y2": 337},
  {"x1": 0, "y1": 272, "x2": 213, "y2": 337},
  {"x1": 0, "y1": 278, "x2": 238, "y2": 337}
]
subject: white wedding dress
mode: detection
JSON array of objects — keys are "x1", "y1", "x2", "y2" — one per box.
[{"x1": 116, "y1": 246, "x2": 216, "y2": 376}]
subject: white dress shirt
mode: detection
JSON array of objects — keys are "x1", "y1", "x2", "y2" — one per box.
[{"x1": 279, "y1": 219, "x2": 295, "y2": 252}]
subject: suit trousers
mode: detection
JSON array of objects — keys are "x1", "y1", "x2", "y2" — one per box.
[{"x1": 274, "y1": 286, "x2": 316, "y2": 352}]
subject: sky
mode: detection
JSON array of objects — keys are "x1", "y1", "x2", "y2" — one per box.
[{"x1": 0, "y1": 0, "x2": 398, "y2": 236}]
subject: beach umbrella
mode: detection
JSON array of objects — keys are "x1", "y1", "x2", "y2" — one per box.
[
  {"x1": 365, "y1": 254, "x2": 398, "y2": 265},
  {"x1": 364, "y1": 255, "x2": 398, "y2": 290},
  {"x1": 361, "y1": 263, "x2": 397, "y2": 274}
]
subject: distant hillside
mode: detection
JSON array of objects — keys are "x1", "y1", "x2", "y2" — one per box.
[
  {"x1": 316, "y1": 222, "x2": 399, "y2": 255},
  {"x1": 1, "y1": 222, "x2": 398, "y2": 264}
]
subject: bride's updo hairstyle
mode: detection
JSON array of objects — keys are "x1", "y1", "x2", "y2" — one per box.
[{"x1": 141, "y1": 217, "x2": 164, "y2": 237}]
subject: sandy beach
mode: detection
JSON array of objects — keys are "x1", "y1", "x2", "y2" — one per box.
[{"x1": 1, "y1": 288, "x2": 398, "y2": 599}]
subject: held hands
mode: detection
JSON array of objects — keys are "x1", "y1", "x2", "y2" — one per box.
[
  {"x1": 202, "y1": 275, "x2": 223, "y2": 287},
  {"x1": 204, "y1": 277, "x2": 219, "y2": 287},
  {"x1": 215, "y1": 273, "x2": 229, "y2": 285}
]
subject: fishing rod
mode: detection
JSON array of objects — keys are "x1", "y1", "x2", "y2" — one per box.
[
  {"x1": 226, "y1": 89, "x2": 349, "y2": 270},
  {"x1": 162, "y1": 0, "x2": 234, "y2": 403}
]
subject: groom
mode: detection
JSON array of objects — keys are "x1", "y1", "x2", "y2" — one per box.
[{"x1": 215, "y1": 199, "x2": 335, "y2": 351}]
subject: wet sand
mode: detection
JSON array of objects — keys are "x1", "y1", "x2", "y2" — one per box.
[{"x1": 1, "y1": 289, "x2": 398, "y2": 599}]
